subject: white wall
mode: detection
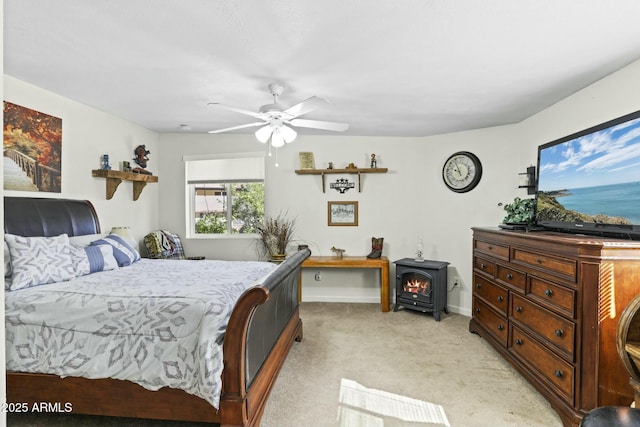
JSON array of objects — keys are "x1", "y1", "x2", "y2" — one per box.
[
  {"x1": 159, "y1": 125, "x2": 522, "y2": 315},
  {"x1": 519, "y1": 59, "x2": 640, "y2": 158},
  {"x1": 5, "y1": 57, "x2": 640, "y2": 322},
  {"x1": 158, "y1": 58, "x2": 640, "y2": 317},
  {"x1": 3, "y1": 76, "x2": 161, "y2": 247}
]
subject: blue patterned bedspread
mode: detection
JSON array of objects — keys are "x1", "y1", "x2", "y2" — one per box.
[{"x1": 5, "y1": 258, "x2": 276, "y2": 408}]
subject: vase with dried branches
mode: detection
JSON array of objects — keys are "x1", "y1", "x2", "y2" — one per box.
[{"x1": 257, "y1": 213, "x2": 296, "y2": 260}]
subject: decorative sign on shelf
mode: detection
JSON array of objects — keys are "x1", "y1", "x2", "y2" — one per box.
[
  {"x1": 330, "y1": 178, "x2": 355, "y2": 193},
  {"x1": 298, "y1": 152, "x2": 315, "y2": 169}
]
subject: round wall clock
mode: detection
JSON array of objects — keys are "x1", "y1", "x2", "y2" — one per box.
[{"x1": 442, "y1": 151, "x2": 483, "y2": 193}]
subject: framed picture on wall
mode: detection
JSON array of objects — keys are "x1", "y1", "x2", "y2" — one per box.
[{"x1": 328, "y1": 201, "x2": 358, "y2": 226}]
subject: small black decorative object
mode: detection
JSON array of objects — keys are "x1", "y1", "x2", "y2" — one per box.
[
  {"x1": 132, "y1": 145, "x2": 152, "y2": 175},
  {"x1": 330, "y1": 178, "x2": 355, "y2": 193}
]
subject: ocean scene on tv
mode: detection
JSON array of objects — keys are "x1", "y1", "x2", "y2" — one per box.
[{"x1": 536, "y1": 115, "x2": 640, "y2": 225}]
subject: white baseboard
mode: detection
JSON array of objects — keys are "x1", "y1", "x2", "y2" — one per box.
[{"x1": 301, "y1": 296, "x2": 471, "y2": 317}]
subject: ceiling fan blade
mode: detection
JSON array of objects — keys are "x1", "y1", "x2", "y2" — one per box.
[
  {"x1": 283, "y1": 96, "x2": 328, "y2": 118},
  {"x1": 208, "y1": 122, "x2": 265, "y2": 134},
  {"x1": 289, "y1": 118, "x2": 349, "y2": 132},
  {"x1": 208, "y1": 102, "x2": 267, "y2": 120}
]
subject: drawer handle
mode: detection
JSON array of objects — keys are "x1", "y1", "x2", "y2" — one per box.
[
  {"x1": 497, "y1": 324, "x2": 504, "y2": 331},
  {"x1": 475, "y1": 308, "x2": 480, "y2": 314},
  {"x1": 515, "y1": 306, "x2": 523, "y2": 313},
  {"x1": 497, "y1": 295, "x2": 504, "y2": 302},
  {"x1": 514, "y1": 338, "x2": 523, "y2": 345},
  {"x1": 476, "y1": 282, "x2": 482, "y2": 288},
  {"x1": 536, "y1": 259, "x2": 543, "y2": 264},
  {"x1": 555, "y1": 329, "x2": 564, "y2": 337},
  {"x1": 481, "y1": 263, "x2": 487, "y2": 269},
  {"x1": 488, "y1": 245, "x2": 494, "y2": 250},
  {"x1": 554, "y1": 370, "x2": 563, "y2": 378},
  {"x1": 506, "y1": 273, "x2": 513, "y2": 280},
  {"x1": 544, "y1": 289, "x2": 553, "y2": 297}
]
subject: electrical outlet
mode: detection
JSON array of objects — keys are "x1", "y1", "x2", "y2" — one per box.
[{"x1": 314, "y1": 272, "x2": 322, "y2": 281}]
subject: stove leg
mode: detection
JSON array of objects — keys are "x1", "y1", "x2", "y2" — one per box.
[{"x1": 434, "y1": 311, "x2": 441, "y2": 321}]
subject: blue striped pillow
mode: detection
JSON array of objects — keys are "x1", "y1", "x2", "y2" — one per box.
[
  {"x1": 71, "y1": 244, "x2": 118, "y2": 276},
  {"x1": 90, "y1": 234, "x2": 140, "y2": 267}
]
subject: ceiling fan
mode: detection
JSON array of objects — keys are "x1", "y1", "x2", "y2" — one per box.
[{"x1": 207, "y1": 83, "x2": 349, "y2": 147}]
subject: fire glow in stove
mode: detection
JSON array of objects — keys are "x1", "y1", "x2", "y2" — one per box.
[{"x1": 393, "y1": 258, "x2": 449, "y2": 321}]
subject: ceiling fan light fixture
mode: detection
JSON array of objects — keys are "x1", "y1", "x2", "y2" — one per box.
[
  {"x1": 281, "y1": 125, "x2": 297, "y2": 143},
  {"x1": 255, "y1": 125, "x2": 273, "y2": 143},
  {"x1": 271, "y1": 128, "x2": 285, "y2": 148}
]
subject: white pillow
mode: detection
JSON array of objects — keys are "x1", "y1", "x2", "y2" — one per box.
[
  {"x1": 70, "y1": 244, "x2": 118, "y2": 276},
  {"x1": 4, "y1": 233, "x2": 75, "y2": 291}
]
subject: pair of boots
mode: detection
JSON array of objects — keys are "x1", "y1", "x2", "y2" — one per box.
[{"x1": 367, "y1": 237, "x2": 384, "y2": 259}]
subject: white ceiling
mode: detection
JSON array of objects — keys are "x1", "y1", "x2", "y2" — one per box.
[{"x1": 5, "y1": 0, "x2": 640, "y2": 137}]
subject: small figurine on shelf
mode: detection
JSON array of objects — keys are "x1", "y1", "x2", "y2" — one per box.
[
  {"x1": 101, "y1": 154, "x2": 111, "y2": 170},
  {"x1": 370, "y1": 153, "x2": 377, "y2": 168},
  {"x1": 331, "y1": 246, "x2": 346, "y2": 259},
  {"x1": 132, "y1": 145, "x2": 152, "y2": 175}
]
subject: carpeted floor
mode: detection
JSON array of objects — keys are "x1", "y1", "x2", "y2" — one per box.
[{"x1": 7, "y1": 302, "x2": 563, "y2": 427}]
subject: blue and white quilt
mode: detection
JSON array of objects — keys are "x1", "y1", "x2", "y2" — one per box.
[{"x1": 4, "y1": 258, "x2": 276, "y2": 409}]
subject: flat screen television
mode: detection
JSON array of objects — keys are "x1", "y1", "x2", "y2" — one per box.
[{"x1": 535, "y1": 109, "x2": 640, "y2": 240}]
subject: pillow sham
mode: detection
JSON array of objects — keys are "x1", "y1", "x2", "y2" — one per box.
[
  {"x1": 90, "y1": 234, "x2": 140, "y2": 267},
  {"x1": 4, "y1": 233, "x2": 75, "y2": 291},
  {"x1": 70, "y1": 244, "x2": 118, "y2": 276}
]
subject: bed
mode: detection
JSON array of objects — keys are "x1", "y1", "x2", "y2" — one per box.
[{"x1": 3, "y1": 196, "x2": 310, "y2": 427}]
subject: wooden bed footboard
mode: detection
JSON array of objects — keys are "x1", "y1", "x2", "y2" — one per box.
[{"x1": 4, "y1": 196, "x2": 311, "y2": 427}]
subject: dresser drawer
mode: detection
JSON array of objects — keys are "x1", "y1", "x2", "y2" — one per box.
[
  {"x1": 512, "y1": 248, "x2": 577, "y2": 282},
  {"x1": 510, "y1": 325, "x2": 574, "y2": 402},
  {"x1": 528, "y1": 276, "x2": 576, "y2": 319},
  {"x1": 473, "y1": 274, "x2": 508, "y2": 316},
  {"x1": 474, "y1": 256, "x2": 496, "y2": 277},
  {"x1": 511, "y1": 294, "x2": 575, "y2": 360},
  {"x1": 496, "y1": 264, "x2": 526, "y2": 292},
  {"x1": 473, "y1": 297, "x2": 508, "y2": 347},
  {"x1": 474, "y1": 239, "x2": 509, "y2": 261}
]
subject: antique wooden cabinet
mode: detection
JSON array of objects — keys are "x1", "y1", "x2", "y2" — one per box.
[{"x1": 469, "y1": 227, "x2": 640, "y2": 427}]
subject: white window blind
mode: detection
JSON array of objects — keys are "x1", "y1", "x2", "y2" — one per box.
[{"x1": 185, "y1": 153, "x2": 264, "y2": 183}]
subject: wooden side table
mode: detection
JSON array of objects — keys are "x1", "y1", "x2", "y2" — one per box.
[{"x1": 299, "y1": 256, "x2": 390, "y2": 312}]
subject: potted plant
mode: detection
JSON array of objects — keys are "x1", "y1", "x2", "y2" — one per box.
[
  {"x1": 502, "y1": 197, "x2": 535, "y2": 226},
  {"x1": 256, "y1": 213, "x2": 296, "y2": 260}
]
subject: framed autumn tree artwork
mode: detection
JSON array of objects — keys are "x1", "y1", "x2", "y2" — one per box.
[{"x1": 3, "y1": 102, "x2": 62, "y2": 193}]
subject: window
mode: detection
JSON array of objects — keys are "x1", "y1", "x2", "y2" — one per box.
[{"x1": 185, "y1": 153, "x2": 265, "y2": 237}]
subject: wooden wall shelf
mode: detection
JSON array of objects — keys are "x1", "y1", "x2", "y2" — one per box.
[
  {"x1": 294, "y1": 167, "x2": 388, "y2": 192},
  {"x1": 92, "y1": 169, "x2": 158, "y2": 201}
]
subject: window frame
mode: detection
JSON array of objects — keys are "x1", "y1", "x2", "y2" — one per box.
[{"x1": 184, "y1": 152, "x2": 265, "y2": 239}]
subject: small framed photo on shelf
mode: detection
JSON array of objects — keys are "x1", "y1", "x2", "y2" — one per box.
[
  {"x1": 328, "y1": 201, "x2": 358, "y2": 226},
  {"x1": 299, "y1": 152, "x2": 316, "y2": 169}
]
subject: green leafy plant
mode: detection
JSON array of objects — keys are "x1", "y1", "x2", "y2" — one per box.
[{"x1": 502, "y1": 197, "x2": 535, "y2": 225}]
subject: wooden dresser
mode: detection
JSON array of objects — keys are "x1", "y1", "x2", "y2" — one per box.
[{"x1": 469, "y1": 227, "x2": 640, "y2": 427}]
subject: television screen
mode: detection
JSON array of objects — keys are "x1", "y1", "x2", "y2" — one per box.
[{"x1": 535, "y1": 110, "x2": 640, "y2": 239}]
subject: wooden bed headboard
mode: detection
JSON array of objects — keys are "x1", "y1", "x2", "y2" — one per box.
[{"x1": 4, "y1": 197, "x2": 101, "y2": 237}]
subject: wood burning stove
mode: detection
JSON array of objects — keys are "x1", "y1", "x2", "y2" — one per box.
[{"x1": 393, "y1": 258, "x2": 449, "y2": 321}]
